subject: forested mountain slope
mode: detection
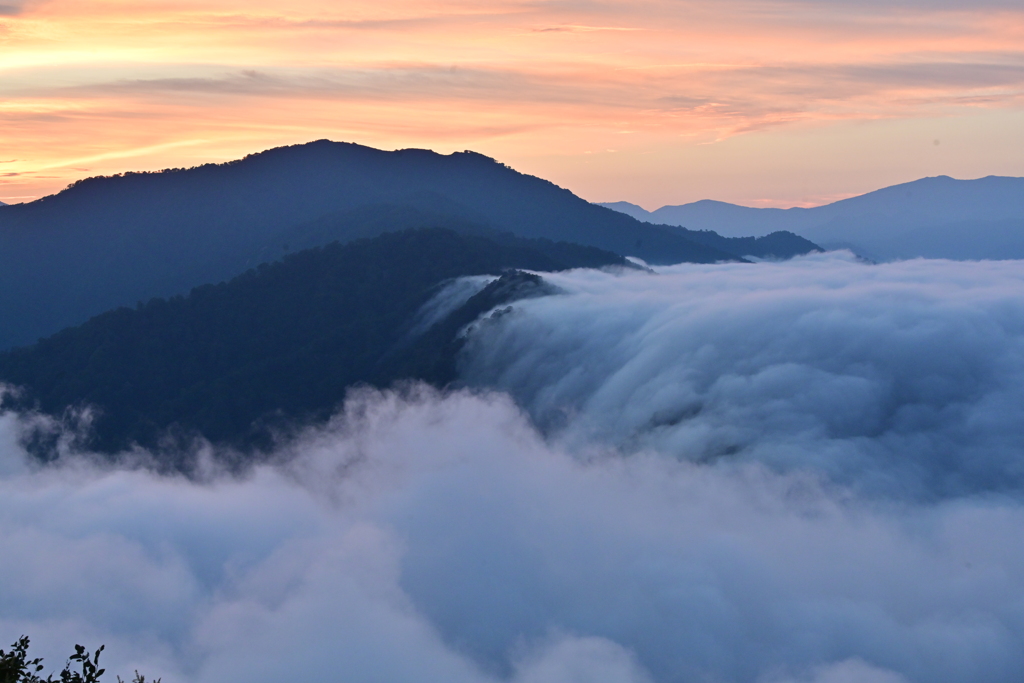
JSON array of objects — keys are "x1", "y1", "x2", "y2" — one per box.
[
  {"x1": 0, "y1": 140, "x2": 745, "y2": 350},
  {"x1": 0, "y1": 229, "x2": 628, "y2": 460},
  {"x1": 665, "y1": 226, "x2": 819, "y2": 260}
]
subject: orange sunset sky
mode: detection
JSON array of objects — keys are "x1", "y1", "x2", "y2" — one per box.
[{"x1": 1, "y1": 0, "x2": 1023, "y2": 208}]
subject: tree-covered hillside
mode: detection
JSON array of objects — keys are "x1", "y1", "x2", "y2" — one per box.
[
  {"x1": 0, "y1": 140, "x2": 751, "y2": 350},
  {"x1": 667, "y1": 227, "x2": 820, "y2": 260},
  {"x1": 0, "y1": 229, "x2": 627, "y2": 461}
]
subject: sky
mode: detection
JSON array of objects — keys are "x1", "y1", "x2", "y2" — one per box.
[{"x1": 1, "y1": 0, "x2": 1023, "y2": 207}]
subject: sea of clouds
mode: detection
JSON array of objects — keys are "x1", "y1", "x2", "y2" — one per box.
[
  {"x1": 463, "y1": 252, "x2": 1024, "y2": 500},
  {"x1": 3, "y1": 252, "x2": 1024, "y2": 683}
]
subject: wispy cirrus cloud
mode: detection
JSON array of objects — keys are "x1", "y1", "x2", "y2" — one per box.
[{"x1": 54, "y1": 57, "x2": 1024, "y2": 96}]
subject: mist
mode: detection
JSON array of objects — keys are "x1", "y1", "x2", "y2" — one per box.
[{"x1": 4, "y1": 253, "x2": 1024, "y2": 682}]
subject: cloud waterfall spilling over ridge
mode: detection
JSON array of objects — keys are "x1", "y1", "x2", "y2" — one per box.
[
  {"x1": 461, "y1": 252, "x2": 1024, "y2": 499},
  {"x1": 2, "y1": 254, "x2": 1024, "y2": 682}
]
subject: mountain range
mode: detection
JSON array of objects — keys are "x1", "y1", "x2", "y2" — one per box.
[
  {"x1": 0, "y1": 140, "x2": 817, "y2": 350},
  {"x1": 14, "y1": 142, "x2": 1016, "y2": 459},
  {"x1": 602, "y1": 175, "x2": 1024, "y2": 261}
]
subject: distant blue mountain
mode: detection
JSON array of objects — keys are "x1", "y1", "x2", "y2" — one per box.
[
  {"x1": 598, "y1": 201, "x2": 649, "y2": 222},
  {"x1": 601, "y1": 176, "x2": 1024, "y2": 261}
]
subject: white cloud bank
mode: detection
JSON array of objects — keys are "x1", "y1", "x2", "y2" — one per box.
[
  {"x1": 3, "y1": 253, "x2": 1024, "y2": 682},
  {"x1": 463, "y1": 252, "x2": 1024, "y2": 499}
]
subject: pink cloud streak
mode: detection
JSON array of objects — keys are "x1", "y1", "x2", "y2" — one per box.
[{"x1": 1, "y1": 0, "x2": 1022, "y2": 206}]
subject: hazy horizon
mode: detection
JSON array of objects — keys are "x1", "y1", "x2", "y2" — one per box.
[
  {"x1": 3, "y1": 141, "x2": 1020, "y2": 212},
  {"x1": 603, "y1": 172, "x2": 1024, "y2": 212}
]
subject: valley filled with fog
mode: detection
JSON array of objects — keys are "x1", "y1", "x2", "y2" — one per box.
[{"x1": 4, "y1": 252, "x2": 1024, "y2": 683}]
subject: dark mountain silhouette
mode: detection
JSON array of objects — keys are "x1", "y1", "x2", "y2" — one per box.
[
  {"x1": 663, "y1": 226, "x2": 819, "y2": 260},
  {"x1": 0, "y1": 228, "x2": 629, "y2": 461},
  {"x1": 600, "y1": 175, "x2": 1024, "y2": 261},
  {"x1": 597, "y1": 201, "x2": 820, "y2": 259},
  {"x1": 0, "y1": 140, "x2": 749, "y2": 351},
  {"x1": 601, "y1": 199, "x2": 807, "y2": 236}
]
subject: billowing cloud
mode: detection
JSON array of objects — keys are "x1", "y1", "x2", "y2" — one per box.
[
  {"x1": 3, "y1": 388, "x2": 1024, "y2": 683},
  {"x1": 461, "y1": 252, "x2": 1024, "y2": 499},
  {"x1": 3, "y1": 255, "x2": 1024, "y2": 682}
]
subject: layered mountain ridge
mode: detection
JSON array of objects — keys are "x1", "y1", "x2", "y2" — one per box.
[
  {"x1": 601, "y1": 175, "x2": 1024, "y2": 261},
  {"x1": 0, "y1": 228, "x2": 630, "y2": 458},
  {"x1": 0, "y1": 140, "x2": 817, "y2": 350}
]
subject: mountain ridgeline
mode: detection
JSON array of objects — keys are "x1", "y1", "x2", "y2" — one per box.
[
  {"x1": 601, "y1": 175, "x2": 1024, "y2": 261},
  {"x1": 0, "y1": 140, "x2": 824, "y2": 351},
  {"x1": 0, "y1": 229, "x2": 629, "y2": 460}
]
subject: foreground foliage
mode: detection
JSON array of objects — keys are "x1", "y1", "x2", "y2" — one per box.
[{"x1": 0, "y1": 637, "x2": 157, "y2": 683}]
